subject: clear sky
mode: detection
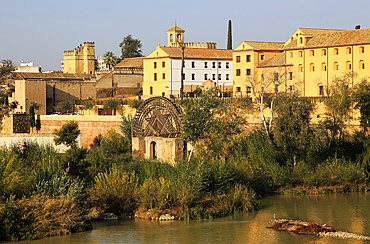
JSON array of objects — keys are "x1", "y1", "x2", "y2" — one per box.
[{"x1": 1, "y1": 0, "x2": 369, "y2": 71}]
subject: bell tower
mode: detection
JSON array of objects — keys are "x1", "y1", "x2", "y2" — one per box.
[{"x1": 167, "y1": 23, "x2": 185, "y2": 47}]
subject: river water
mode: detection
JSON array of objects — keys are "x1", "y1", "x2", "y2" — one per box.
[{"x1": 20, "y1": 193, "x2": 370, "y2": 244}]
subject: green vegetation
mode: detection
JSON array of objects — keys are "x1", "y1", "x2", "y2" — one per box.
[{"x1": 2, "y1": 74, "x2": 370, "y2": 241}]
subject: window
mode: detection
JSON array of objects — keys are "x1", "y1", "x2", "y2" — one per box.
[
  {"x1": 218, "y1": 74, "x2": 221, "y2": 80},
  {"x1": 322, "y1": 49, "x2": 327, "y2": 56},
  {"x1": 289, "y1": 72, "x2": 293, "y2": 80},
  {"x1": 218, "y1": 62, "x2": 221, "y2": 68},
  {"x1": 359, "y1": 60, "x2": 365, "y2": 69},
  {"x1": 236, "y1": 87, "x2": 241, "y2": 92},
  {"x1": 212, "y1": 74, "x2": 215, "y2": 80},
  {"x1": 310, "y1": 63, "x2": 315, "y2": 72},
  {"x1": 310, "y1": 50, "x2": 315, "y2": 57},
  {"x1": 212, "y1": 62, "x2": 216, "y2": 68},
  {"x1": 299, "y1": 51, "x2": 303, "y2": 57},
  {"x1": 346, "y1": 47, "x2": 352, "y2": 55},
  {"x1": 334, "y1": 48, "x2": 339, "y2": 55},
  {"x1": 290, "y1": 52, "x2": 293, "y2": 58},
  {"x1": 154, "y1": 73, "x2": 157, "y2": 81},
  {"x1": 226, "y1": 62, "x2": 229, "y2": 69},
  {"x1": 192, "y1": 73, "x2": 195, "y2": 80},
  {"x1": 192, "y1": 61, "x2": 195, "y2": 68},
  {"x1": 226, "y1": 74, "x2": 229, "y2": 80},
  {"x1": 289, "y1": 85, "x2": 293, "y2": 91},
  {"x1": 261, "y1": 74, "x2": 264, "y2": 81},
  {"x1": 236, "y1": 69, "x2": 241, "y2": 76},
  {"x1": 333, "y1": 62, "x2": 339, "y2": 70},
  {"x1": 183, "y1": 62, "x2": 185, "y2": 68},
  {"x1": 246, "y1": 69, "x2": 251, "y2": 75},
  {"x1": 154, "y1": 62, "x2": 157, "y2": 69},
  {"x1": 360, "y1": 46, "x2": 365, "y2": 53},
  {"x1": 204, "y1": 74, "x2": 208, "y2": 80},
  {"x1": 162, "y1": 73, "x2": 165, "y2": 79},
  {"x1": 274, "y1": 73, "x2": 279, "y2": 81},
  {"x1": 246, "y1": 55, "x2": 251, "y2": 62},
  {"x1": 204, "y1": 62, "x2": 208, "y2": 68},
  {"x1": 247, "y1": 86, "x2": 251, "y2": 93},
  {"x1": 321, "y1": 62, "x2": 327, "y2": 71},
  {"x1": 236, "y1": 56, "x2": 240, "y2": 63},
  {"x1": 300, "y1": 37, "x2": 303, "y2": 44},
  {"x1": 298, "y1": 64, "x2": 303, "y2": 72},
  {"x1": 319, "y1": 85, "x2": 324, "y2": 96},
  {"x1": 162, "y1": 61, "x2": 165, "y2": 68},
  {"x1": 183, "y1": 73, "x2": 185, "y2": 80},
  {"x1": 261, "y1": 55, "x2": 264, "y2": 60},
  {"x1": 150, "y1": 86, "x2": 153, "y2": 95},
  {"x1": 346, "y1": 61, "x2": 351, "y2": 70}
]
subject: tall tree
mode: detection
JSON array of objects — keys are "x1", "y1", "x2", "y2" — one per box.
[
  {"x1": 103, "y1": 51, "x2": 119, "y2": 70},
  {"x1": 29, "y1": 105, "x2": 36, "y2": 133},
  {"x1": 227, "y1": 20, "x2": 232, "y2": 50},
  {"x1": 0, "y1": 59, "x2": 17, "y2": 123},
  {"x1": 119, "y1": 35, "x2": 143, "y2": 59}
]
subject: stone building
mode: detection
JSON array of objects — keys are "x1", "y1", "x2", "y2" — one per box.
[
  {"x1": 143, "y1": 24, "x2": 233, "y2": 98},
  {"x1": 96, "y1": 57, "x2": 144, "y2": 98},
  {"x1": 10, "y1": 73, "x2": 96, "y2": 114},
  {"x1": 233, "y1": 27, "x2": 370, "y2": 98},
  {"x1": 62, "y1": 42, "x2": 95, "y2": 74}
]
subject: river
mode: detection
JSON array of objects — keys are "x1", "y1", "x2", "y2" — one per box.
[{"x1": 19, "y1": 193, "x2": 370, "y2": 243}]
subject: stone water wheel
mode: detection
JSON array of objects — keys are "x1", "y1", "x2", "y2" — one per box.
[{"x1": 131, "y1": 97, "x2": 184, "y2": 163}]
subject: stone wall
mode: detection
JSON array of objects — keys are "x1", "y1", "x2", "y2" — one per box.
[
  {"x1": 2, "y1": 114, "x2": 30, "y2": 133},
  {"x1": 37, "y1": 115, "x2": 123, "y2": 148}
]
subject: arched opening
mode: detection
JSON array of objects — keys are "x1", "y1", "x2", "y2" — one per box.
[
  {"x1": 177, "y1": 34, "x2": 182, "y2": 41},
  {"x1": 150, "y1": 141, "x2": 157, "y2": 159},
  {"x1": 346, "y1": 61, "x2": 352, "y2": 70},
  {"x1": 170, "y1": 34, "x2": 173, "y2": 42},
  {"x1": 321, "y1": 62, "x2": 327, "y2": 71}
]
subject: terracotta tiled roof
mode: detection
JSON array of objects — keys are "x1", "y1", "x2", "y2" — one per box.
[
  {"x1": 153, "y1": 47, "x2": 232, "y2": 60},
  {"x1": 305, "y1": 28, "x2": 370, "y2": 48},
  {"x1": 12, "y1": 72, "x2": 95, "y2": 80},
  {"x1": 167, "y1": 24, "x2": 185, "y2": 32},
  {"x1": 115, "y1": 57, "x2": 144, "y2": 69},
  {"x1": 285, "y1": 28, "x2": 370, "y2": 50},
  {"x1": 299, "y1": 28, "x2": 344, "y2": 36},
  {"x1": 258, "y1": 53, "x2": 288, "y2": 67},
  {"x1": 241, "y1": 41, "x2": 284, "y2": 50}
]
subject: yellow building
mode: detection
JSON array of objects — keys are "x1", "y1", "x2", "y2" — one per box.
[
  {"x1": 143, "y1": 24, "x2": 232, "y2": 98},
  {"x1": 62, "y1": 42, "x2": 95, "y2": 74},
  {"x1": 233, "y1": 27, "x2": 370, "y2": 98}
]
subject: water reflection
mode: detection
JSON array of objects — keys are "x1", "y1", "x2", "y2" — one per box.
[{"x1": 18, "y1": 193, "x2": 370, "y2": 244}]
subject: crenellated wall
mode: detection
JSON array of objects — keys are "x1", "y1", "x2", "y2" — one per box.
[{"x1": 63, "y1": 42, "x2": 95, "y2": 74}]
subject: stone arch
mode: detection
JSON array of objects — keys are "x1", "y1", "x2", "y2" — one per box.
[{"x1": 131, "y1": 97, "x2": 184, "y2": 164}]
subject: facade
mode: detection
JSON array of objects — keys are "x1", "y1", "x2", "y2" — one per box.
[
  {"x1": 62, "y1": 42, "x2": 95, "y2": 74},
  {"x1": 143, "y1": 24, "x2": 232, "y2": 98},
  {"x1": 10, "y1": 73, "x2": 96, "y2": 114},
  {"x1": 233, "y1": 27, "x2": 370, "y2": 98},
  {"x1": 96, "y1": 57, "x2": 144, "y2": 98}
]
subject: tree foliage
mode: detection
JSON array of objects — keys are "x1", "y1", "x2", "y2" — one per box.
[
  {"x1": 354, "y1": 78, "x2": 370, "y2": 132},
  {"x1": 29, "y1": 106, "x2": 36, "y2": 132},
  {"x1": 227, "y1": 20, "x2": 232, "y2": 50},
  {"x1": 103, "y1": 51, "x2": 120, "y2": 70},
  {"x1": 53, "y1": 121, "x2": 81, "y2": 147},
  {"x1": 0, "y1": 59, "x2": 17, "y2": 122},
  {"x1": 119, "y1": 35, "x2": 143, "y2": 59}
]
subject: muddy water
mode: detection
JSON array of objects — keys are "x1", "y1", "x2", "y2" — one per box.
[{"x1": 19, "y1": 193, "x2": 370, "y2": 244}]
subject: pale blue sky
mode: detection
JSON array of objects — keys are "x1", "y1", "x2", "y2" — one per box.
[{"x1": 1, "y1": 0, "x2": 369, "y2": 71}]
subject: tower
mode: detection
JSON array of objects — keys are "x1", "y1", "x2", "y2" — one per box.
[
  {"x1": 63, "y1": 42, "x2": 95, "y2": 74},
  {"x1": 167, "y1": 23, "x2": 185, "y2": 47}
]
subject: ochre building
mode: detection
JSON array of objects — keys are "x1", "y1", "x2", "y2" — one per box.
[{"x1": 62, "y1": 42, "x2": 95, "y2": 74}]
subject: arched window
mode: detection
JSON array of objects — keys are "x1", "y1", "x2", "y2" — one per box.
[
  {"x1": 170, "y1": 34, "x2": 173, "y2": 42},
  {"x1": 346, "y1": 47, "x2": 352, "y2": 54},
  {"x1": 298, "y1": 64, "x2": 303, "y2": 72},
  {"x1": 333, "y1": 61, "x2": 339, "y2": 70},
  {"x1": 299, "y1": 51, "x2": 303, "y2": 57},
  {"x1": 359, "y1": 60, "x2": 365, "y2": 69},
  {"x1": 360, "y1": 46, "x2": 365, "y2": 53},
  {"x1": 309, "y1": 63, "x2": 315, "y2": 72},
  {"x1": 310, "y1": 50, "x2": 315, "y2": 57},
  {"x1": 300, "y1": 37, "x2": 303, "y2": 44},
  {"x1": 346, "y1": 61, "x2": 352, "y2": 70},
  {"x1": 334, "y1": 48, "x2": 339, "y2": 55},
  {"x1": 322, "y1": 49, "x2": 327, "y2": 56},
  {"x1": 321, "y1": 62, "x2": 327, "y2": 71},
  {"x1": 177, "y1": 34, "x2": 182, "y2": 41},
  {"x1": 150, "y1": 141, "x2": 157, "y2": 159}
]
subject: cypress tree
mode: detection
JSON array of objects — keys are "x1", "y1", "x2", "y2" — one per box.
[
  {"x1": 29, "y1": 106, "x2": 36, "y2": 133},
  {"x1": 227, "y1": 20, "x2": 232, "y2": 50}
]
